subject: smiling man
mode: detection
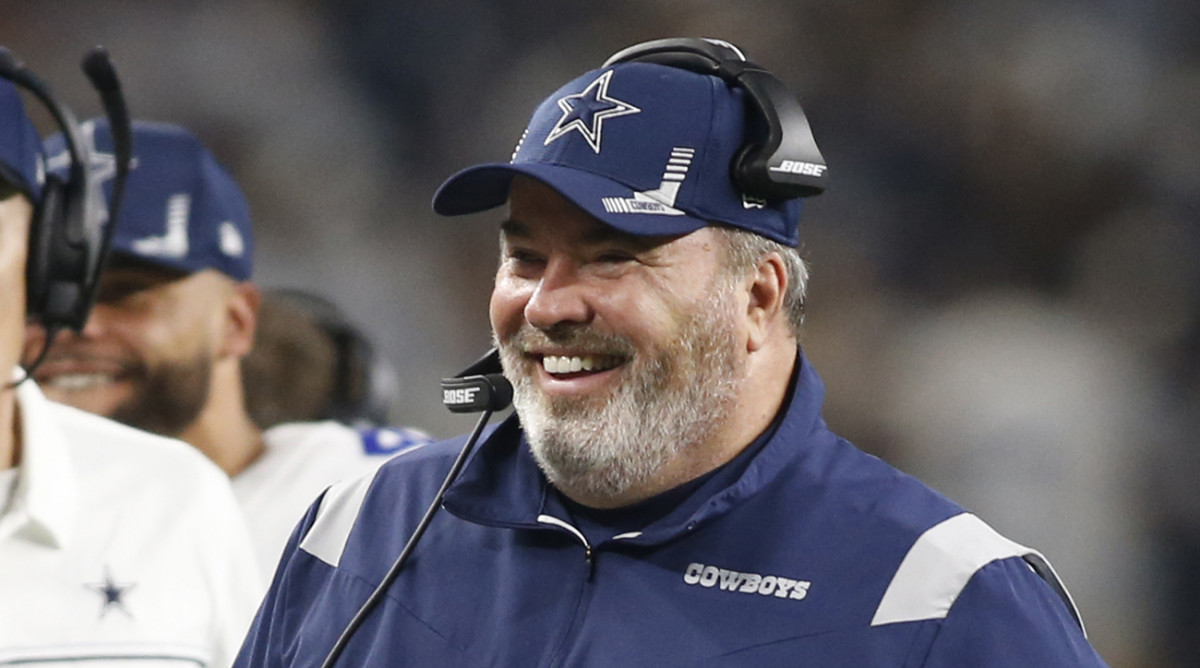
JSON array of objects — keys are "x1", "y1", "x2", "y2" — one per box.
[
  {"x1": 27, "y1": 121, "x2": 261, "y2": 468},
  {"x1": 237, "y1": 39, "x2": 1107, "y2": 666},
  {"x1": 27, "y1": 120, "x2": 430, "y2": 578},
  {"x1": 492, "y1": 176, "x2": 780, "y2": 510}
]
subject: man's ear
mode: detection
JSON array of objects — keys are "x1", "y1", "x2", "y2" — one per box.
[
  {"x1": 222, "y1": 282, "x2": 261, "y2": 359},
  {"x1": 746, "y1": 252, "x2": 787, "y2": 352}
]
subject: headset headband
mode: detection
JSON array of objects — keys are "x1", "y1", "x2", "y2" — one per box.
[{"x1": 604, "y1": 37, "x2": 827, "y2": 200}]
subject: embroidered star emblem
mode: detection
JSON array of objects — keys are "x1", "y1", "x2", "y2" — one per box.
[
  {"x1": 85, "y1": 566, "x2": 136, "y2": 619},
  {"x1": 45, "y1": 121, "x2": 139, "y2": 226},
  {"x1": 86, "y1": 139, "x2": 118, "y2": 186},
  {"x1": 46, "y1": 121, "x2": 138, "y2": 187},
  {"x1": 544, "y1": 70, "x2": 641, "y2": 153}
]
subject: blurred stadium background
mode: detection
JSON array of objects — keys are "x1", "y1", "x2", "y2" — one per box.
[{"x1": 3, "y1": 1, "x2": 1197, "y2": 665}]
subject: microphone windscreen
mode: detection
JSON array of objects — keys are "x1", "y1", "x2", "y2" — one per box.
[{"x1": 81, "y1": 47, "x2": 120, "y2": 91}]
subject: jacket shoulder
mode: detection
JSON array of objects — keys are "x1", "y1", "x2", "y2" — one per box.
[{"x1": 295, "y1": 434, "x2": 474, "y2": 569}]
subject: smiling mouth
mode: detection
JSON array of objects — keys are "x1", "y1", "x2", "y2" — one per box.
[
  {"x1": 39, "y1": 372, "x2": 119, "y2": 392},
  {"x1": 539, "y1": 354, "x2": 623, "y2": 376}
]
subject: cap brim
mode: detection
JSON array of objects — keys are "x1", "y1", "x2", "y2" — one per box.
[
  {"x1": 433, "y1": 162, "x2": 710, "y2": 238},
  {"x1": 108, "y1": 250, "x2": 196, "y2": 277},
  {"x1": 0, "y1": 162, "x2": 36, "y2": 200}
]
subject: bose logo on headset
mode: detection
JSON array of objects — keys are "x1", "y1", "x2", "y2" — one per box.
[
  {"x1": 770, "y1": 160, "x2": 826, "y2": 177},
  {"x1": 443, "y1": 386, "x2": 481, "y2": 407}
]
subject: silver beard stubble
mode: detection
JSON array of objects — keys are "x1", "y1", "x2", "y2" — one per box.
[{"x1": 498, "y1": 281, "x2": 744, "y2": 503}]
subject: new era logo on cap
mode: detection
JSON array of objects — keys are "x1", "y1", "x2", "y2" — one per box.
[
  {"x1": 601, "y1": 146, "x2": 694, "y2": 215},
  {"x1": 433, "y1": 61, "x2": 805, "y2": 247},
  {"x1": 45, "y1": 119, "x2": 254, "y2": 280}
]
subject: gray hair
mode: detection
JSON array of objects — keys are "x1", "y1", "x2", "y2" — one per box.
[{"x1": 713, "y1": 226, "x2": 808, "y2": 338}]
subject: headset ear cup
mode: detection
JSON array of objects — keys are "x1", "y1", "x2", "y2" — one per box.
[
  {"x1": 326, "y1": 320, "x2": 397, "y2": 426},
  {"x1": 604, "y1": 38, "x2": 827, "y2": 201},
  {"x1": 729, "y1": 88, "x2": 773, "y2": 196},
  {"x1": 25, "y1": 175, "x2": 65, "y2": 323},
  {"x1": 729, "y1": 143, "x2": 759, "y2": 198}
]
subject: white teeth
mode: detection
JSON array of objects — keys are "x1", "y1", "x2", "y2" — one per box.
[
  {"x1": 541, "y1": 355, "x2": 619, "y2": 375},
  {"x1": 46, "y1": 373, "x2": 113, "y2": 391}
]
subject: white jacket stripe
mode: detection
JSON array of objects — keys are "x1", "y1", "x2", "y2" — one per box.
[
  {"x1": 871, "y1": 513, "x2": 1034, "y2": 626},
  {"x1": 299, "y1": 472, "x2": 377, "y2": 567}
]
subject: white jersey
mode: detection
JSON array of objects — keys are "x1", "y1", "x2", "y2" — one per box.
[
  {"x1": 0, "y1": 378, "x2": 262, "y2": 668},
  {"x1": 232, "y1": 421, "x2": 429, "y2": 579}
]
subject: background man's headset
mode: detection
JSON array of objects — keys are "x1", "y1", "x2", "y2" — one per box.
[
  {"x1": 266, "y1": 287, "x2": 402, "y2": 427},
  {"x1": 319, "y1": 36, "x2": 822, "y2": 667},
  {"x1": 0, "y1": 46, "x2": 133, "y2": 378}
]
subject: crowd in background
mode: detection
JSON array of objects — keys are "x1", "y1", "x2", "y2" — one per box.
[{"x1": 2, "y1": 1, "x2": 1197, "y2": 665}]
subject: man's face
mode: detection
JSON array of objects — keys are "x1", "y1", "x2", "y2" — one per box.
[
  {"x1": 491, "y1": 177, "x2": 748, "y2": 505},
  {"x1": 26, "y1": 261, "x2": 231, "y2": 437},
  {"x1": 0, "y1": 194, "x2": 32, "y2": 376}
]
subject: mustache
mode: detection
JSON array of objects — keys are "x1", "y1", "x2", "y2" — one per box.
[
  {"x1": 29, "y1": 350, "x2": 147, "y2": 380},
  {"x1": 501, "y1": 324, "x2": 636, "y2": 358}
]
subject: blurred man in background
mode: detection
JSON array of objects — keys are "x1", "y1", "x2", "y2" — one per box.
[
  {"x1": 1, "y1": 60, "x2": 259, "y2": 666},
  {"x1": 26, "y1": 120, "x2": 429, "y2": 577},
  {"x1": 242, "y1": 287, "x2": 401, "y2": 430}
]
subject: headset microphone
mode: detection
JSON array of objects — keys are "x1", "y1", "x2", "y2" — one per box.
[
  {"x1": 441, "y1": 348, "x2": 512, "y2": 413},
  {"x1": 320, "y1": 349, "x2": 511, "y2": 668},
  {"x1": 80, "y1": 45, "x2": 132, "y2": 278}
]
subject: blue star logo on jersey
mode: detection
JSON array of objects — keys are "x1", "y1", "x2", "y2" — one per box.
[
  {"x1": 85, "y1": 566, "x2": 136, "y2": 619},
  {"x1": 544, "y1": 70, "x2": 641, "y2": 153}
]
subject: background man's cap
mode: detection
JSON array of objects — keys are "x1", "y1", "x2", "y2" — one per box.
[
  {"x1": 433, "y1": 61, "x2": 805, "y2": 246},
  {"x1": 45, "y1": 119, "x2": 254, "y2": 280},
  {"x1": 0, "y1": 78, "x2": 44, "y2": 200}
]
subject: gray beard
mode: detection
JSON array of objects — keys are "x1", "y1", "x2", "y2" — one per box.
[{"x1": 499, "y1": 287, "x2": 743, "y2": 504}]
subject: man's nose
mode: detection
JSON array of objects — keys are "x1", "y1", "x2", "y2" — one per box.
[
  {"x1": 523, "y1": 257, "x2": 593, "y2": 330},
  {"x1": 73, "y1": 304, "x2": 116, "y2": 339}
]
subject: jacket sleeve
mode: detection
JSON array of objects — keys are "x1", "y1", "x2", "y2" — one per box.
[
  {"x1": 918, "y1": 557, "x2": 1109, "y2": 667},
  {"x1": 233, "y1": 494, "x2": 326, "y2": 668}
]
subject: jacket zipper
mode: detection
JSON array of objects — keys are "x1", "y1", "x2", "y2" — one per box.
[
  {"x1": 535, "y1": 514, "x2": 599, "y2": 666},
  {"x1": 536, "y1": 514, "x2": 594, "y2": 574}
]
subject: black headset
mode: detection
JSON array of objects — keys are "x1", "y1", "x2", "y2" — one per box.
[
  {"x1": 604, "y1": 37, "x2": 828, "y2": 201},
  {"x1": 0, "y1": 47, "x2": 132, "y2": 340}
]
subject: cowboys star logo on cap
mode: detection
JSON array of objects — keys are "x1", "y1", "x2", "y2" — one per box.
[{"x1": 544, "y1": 70, "x2": 640, "y2": 153}]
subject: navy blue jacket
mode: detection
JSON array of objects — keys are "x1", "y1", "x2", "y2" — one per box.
[{"x1": 236, "y1": 355, "x2": 1107, "y2": 666}]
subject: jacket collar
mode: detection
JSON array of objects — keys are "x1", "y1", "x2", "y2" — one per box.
[
  {"x1": 444, "y1": 349, "x2": 826, "y2": 545},
  {"x1": 0, "y1": 373, "x2": 77, "y2": 548}
]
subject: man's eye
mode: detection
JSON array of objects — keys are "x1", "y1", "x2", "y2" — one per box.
[
  {"x1": 596, "y1": 251, "x2": 635, "y2": 264},
  {"x1": 95, "y1": 283, "x2": 152, "y2": 305},
  {"x1": 507, "y1": 250, "x2": 544, "y2": 266}
]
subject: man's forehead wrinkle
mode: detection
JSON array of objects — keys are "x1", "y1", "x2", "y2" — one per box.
[{"x1": 580, "y1": 224, "x2": 646, "y2": 248}]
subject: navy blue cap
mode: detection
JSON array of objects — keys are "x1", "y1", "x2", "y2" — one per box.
[
  {"x1": 45, "y1": 119, "x2": 254, "y2": 280},
  {"x1": 433, "y1": 62, "x2": 805, "y2": 246},
  {"x1": 0, "y1": 78, "x2": 43, "y2": 199}
]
